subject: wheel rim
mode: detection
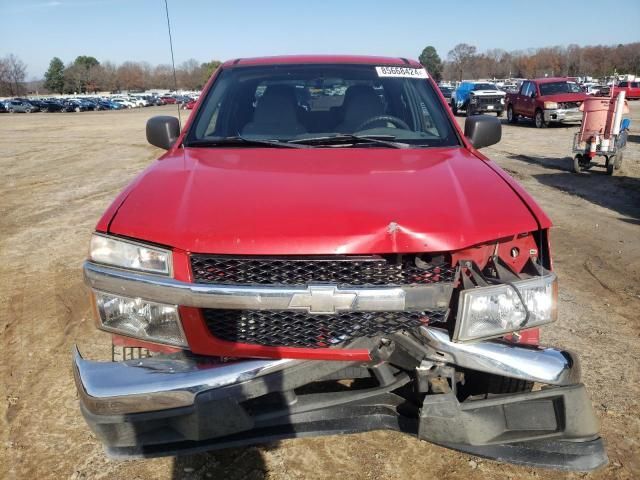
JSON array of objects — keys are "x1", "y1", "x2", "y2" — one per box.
[
  {"x1": 507, "y1": 107, "x2": 513, "y2": 121},
  {"x1": 535, "y1": 112, "x2": 542, "y2": 127}
]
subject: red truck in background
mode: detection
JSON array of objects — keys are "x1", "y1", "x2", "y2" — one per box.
[
  {"x1": 612, "y1": 80, "x2": 640, "y2": 100},
  {"x1": 506, "y1": 78, "x2": 589, "y2": 128}
]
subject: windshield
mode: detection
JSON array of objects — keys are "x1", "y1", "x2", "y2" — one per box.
[
  {"x1": 473, "y1": 83, "x2": 497, "y2": 91},
  {"x1": 186, "y1": 64, "x2": 459, "y2": 148},
  {"x1": 539, "y1": 81, "x2": 582, "y2": 95}
]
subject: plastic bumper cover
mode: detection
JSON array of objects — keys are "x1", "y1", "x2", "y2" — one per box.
[{"x1": 73, "y1": 344, "x2": 606, "y2": 470}]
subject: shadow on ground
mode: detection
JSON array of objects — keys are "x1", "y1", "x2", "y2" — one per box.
[
  {"x1": 506, "y1": 153, "x2": 574, "y2": 172},
  {"x1": 533, "y1": 171, "x2": 640, "y2": 221},
  {"x1": 172, "y1": 446, "x2": 268, "y2": 480}
]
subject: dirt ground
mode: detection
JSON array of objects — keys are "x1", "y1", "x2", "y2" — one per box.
[{"x1": 1, "y1": 103, "x2": 639, "y2": 480}]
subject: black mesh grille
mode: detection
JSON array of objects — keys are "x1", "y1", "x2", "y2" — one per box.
[
  {"x1": 191, "y1": 255, "x2": 455, "y2": 286},
  {"x1": 202, "y1": 309, "x2": 447, "y2": 348}
]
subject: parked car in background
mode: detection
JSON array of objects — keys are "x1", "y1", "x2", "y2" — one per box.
[
  {"x1": 0, "y1": 101, "x2": 7, "y2": 113},
  {"x1": 451, "y1": 81, "x2": 505, "y2": 116},
  {"x1": 612, "y1": 80, "x2": 640, "y2": 99},
  {"x1": 62, "y1": 99, "x2": 88, "y2": 112},
  {"x1": 160, "y1": 95, "x2": 177, "y2": 104},
  {"x1": 183, "y1": 99, "x2": 197, "y2": 110},
  {"x1": 6, "y1": 99, "x2": 38, "y2": 113},
  {"x1": 438, "y1": 85, "x2": 453, "y2": 100},
  {"x1": 38, "y1": 99, "x2": 67, "y2": 112},
  {"x1": 505, "y1": 78, "x2": 588, "y2": 127},
  {"x1": 111, "y1": 98, "x2": 136, "y2": 109},
  {"x1": 130, "y1": 97, "x2": 148, "y2": 107}
]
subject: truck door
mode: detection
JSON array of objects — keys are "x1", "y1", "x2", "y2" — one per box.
[{"x1": 521, "y1": 81, "x2": 536, "y2": 118}]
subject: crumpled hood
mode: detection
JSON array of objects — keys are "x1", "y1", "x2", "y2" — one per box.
[{"x1": 107, "y1": 147, "x2": 539, "y2": 254}]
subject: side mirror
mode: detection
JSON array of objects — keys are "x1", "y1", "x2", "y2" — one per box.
[
  {"x1": 531, "y1": 91, "x2": 537, "y2": 98},
  {"x1": 146, "y1": 116, "x2": 180, "y2": 150},
  {"x1": 464, "y1": 114, "x2": 501, "y2": 149}
]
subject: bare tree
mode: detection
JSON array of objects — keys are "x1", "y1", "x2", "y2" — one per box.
[
  {"x1": 0, "y1": 54, "x2": 27, "y2": 95},
  {"x1": 447, "y1": 44, "x2": 477, "y2": 81}
]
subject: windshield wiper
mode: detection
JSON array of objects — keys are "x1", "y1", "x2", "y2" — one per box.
[
  {"x1": 288, "y1": 134, "x2": 410, "y2": 149},
  {"x1": 185, "y1": 136, "x2": 308, "y2": 149}
]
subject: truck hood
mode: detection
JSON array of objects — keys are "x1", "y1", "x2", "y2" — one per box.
[
  {"x1": 541, "y1": 92, "x2": 588, "y2": 102},
  {"x1": 107, "y1": 147, "x2": 540, "y2": 255}
]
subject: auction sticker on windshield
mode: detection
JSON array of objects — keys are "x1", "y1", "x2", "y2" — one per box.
[{"x1": 375, "y1": 66, "x2": 428, "y2": 78}]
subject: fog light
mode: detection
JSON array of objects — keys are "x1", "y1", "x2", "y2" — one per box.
[{"x1": 93, "y1": 291, "x2": 187, "y2": 347}]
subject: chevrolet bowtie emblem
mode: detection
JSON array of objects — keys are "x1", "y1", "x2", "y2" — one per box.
[{"x1": 289, "y1": 286, "x2": 357, "y2": 314}]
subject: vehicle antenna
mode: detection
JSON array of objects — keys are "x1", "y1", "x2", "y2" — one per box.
[{"x1": 163, "y1": 0, "x2": 182, "y2": 130}]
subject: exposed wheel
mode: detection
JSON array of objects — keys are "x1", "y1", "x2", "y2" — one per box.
[
  {"x1": 534, "y1": 109, "x2": 547, "y2": 128},
  {"x1": 614, "y1": 150, "x2": 624, "y2": 171},
  {"x1": 465, "y1": 103, "x2": 474, "y2": 117},
  {"x1": 573, "y1": 154, "x2": 589, "y2": 174},
  {"x1": 75, "y1": 106, "x2": 81, "y2": 112},
  {"x1": 8, "y1": 108, "x2": 14, "y2": 113},
  {"x1": 41, "y1": 107, "x2": 48, "y2": 113},
  {"x1": 606, "y1": 156, "x2": 615, "y2": 175},
  {"x1": 507, "y1": 105, "x2": 517, "y2": 123},
  {"x1": 451, "y1": 99, "x2": 458, "y2": 116},
  {"x1": 25, "y1": 108, "x2": 32, "y2": 113}
]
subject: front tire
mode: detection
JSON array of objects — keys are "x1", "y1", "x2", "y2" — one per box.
[
  {"x1": 507, "y1": 105, "x2": 517, "y2": 123},
  {"x1": 466, "y1": 103, "x2": 474, "y2": 117},
  {"x1": 451, "y1": 99, "x2": 458, "y2": 116},
  {"x1": 534, "y1": 109, "x2": 547, "y2": 128}
]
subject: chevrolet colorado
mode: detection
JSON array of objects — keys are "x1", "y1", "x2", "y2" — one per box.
[{"x1": 74, "y1": 55, "x2": 606, "y2": 470}]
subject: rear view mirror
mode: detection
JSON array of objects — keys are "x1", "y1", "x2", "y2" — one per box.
[
  {"x1": 464, "y1": 115, "x2": 501, "y2": 149},
  {"x1": 146, "y1": 116, "x2": 180, "y2": 150}
]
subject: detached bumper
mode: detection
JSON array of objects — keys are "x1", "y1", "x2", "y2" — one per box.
[
  {"x1": 544, "y1": 108, "x2": 582, "y2": 123},
  {"x1": 73, "y1": 335, "x2": 607, "y2": 470}
]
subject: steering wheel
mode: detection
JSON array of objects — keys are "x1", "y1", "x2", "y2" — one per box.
[{"x1": 355, "y1": 115, "x2": 411, "y2": 132}]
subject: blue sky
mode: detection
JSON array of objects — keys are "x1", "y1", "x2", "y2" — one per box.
[{"x1": 1, "y1": 0, "x2": 639, "y2": 80}]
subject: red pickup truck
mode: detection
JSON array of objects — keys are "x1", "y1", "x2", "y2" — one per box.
[
  {"x1": 612, "y1": 80, "x2": 640, "y2": 100},
  {"x1": 73, "y1": 55, "x2": 605, "y2": 470},
  {"x1": 506, "y1": 78, "x2": 589, "y2": 128}
]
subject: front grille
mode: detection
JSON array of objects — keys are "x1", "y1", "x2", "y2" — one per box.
[
  {"x1": 191, "y1": 254, "x2": 455, "y2": 286},
  {"x1": 477, "y1": 96, "x2": 502, "y2": 105},
  {"x1": 202, "y1": 309, "x2": 447, "y2": 348},
  {"x1": 559, "y1": 101, "x2": 581, "y2": 109}
]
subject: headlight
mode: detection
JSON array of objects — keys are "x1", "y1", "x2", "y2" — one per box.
[
  {"x1": 470, "y1": 96, "x2": 477, "y2": 104},
  {"x1": 544, "y1": 101, "x2": 559, "y2": 109},
  {"x1": 90, "y1": 233, "x2": 172, "y2": 275},
  {"x1": 454, "y1": 273, "x2": 557, "y2": 342},
  {"x1": 93, "y1": 291, "x2": 187, "y2": 347}
]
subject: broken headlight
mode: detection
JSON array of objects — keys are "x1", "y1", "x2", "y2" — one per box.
[{"x1": 454, "y1": 273, "x2": 557, "y2": 342}]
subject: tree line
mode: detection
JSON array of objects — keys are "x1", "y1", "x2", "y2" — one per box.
[
  {"x1": 41, "y1": 56, "x2": 222, "y2": 94},
  {"x1": 419, "y1": 42, "x2": 640, "y2": 82},
  {"x1": 2, "y1": 41, "x2": 639, "y2": 96}
]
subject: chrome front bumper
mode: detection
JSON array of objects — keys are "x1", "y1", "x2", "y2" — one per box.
[
  {"x1": 544, "y1": 108, "x2": 582, "y2": 123},
  {"x1": 84, "y1": 261, "x2": 453, "y2": 313},
  {"x1": 74, "y1": 327, "x2": 580, "y2": 416}
]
